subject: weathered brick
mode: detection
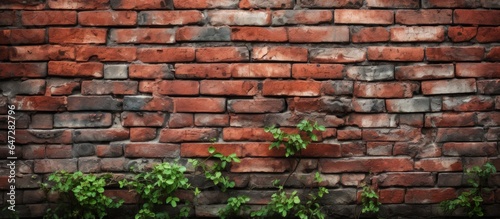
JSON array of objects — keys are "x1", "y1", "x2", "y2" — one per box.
[
  {"x1": 0, "y1": 63, "x2": 47, "y2": 79},
  {"x1": 123, "y1": 96, "x2": 173, "y2": 111},
  {"x1": 337, "y1": 128, "x2": 362, "y2": 140},
  {"x1": 486, "y1": 47, "x2": 500, "y2": 61},
  {"x1": 299, "y1": 0, "x2": 362, "y2": 8},
  {"x1": 231, "y1": 63, "x2": 290, "y2": 78},
  {"x1": 228, "y1": 99, "x2": 285, "y2": 113},
  {"x1": 320, "y1": 157, "x2": 413, "y2": 173},
  {"x1": 368, "y1": 47, "x2": 424, "y2": 61},
  {"x1": 287, "y1": 97, "x2": 352, "y2": 113},
  {"x1": 47, "y1": 79, "x2": 80, "y2": 96},
  {"x1": 288, "y1": 26, "x2": 350, "y2": 43},
  {"x1": 54, "y1": 112, "x2": 112, "y2": 128},
  {"x1": 390, "y1": 26, "x2": 445, "y2": 42},
  {"x1": 67, "y1": 96, "x2": 122, "y2": 111},
  {"x1": 443, "y1": 142, "x2": 497, "y2": 156},
  {"x1": 379, "y1": 189, "x2": 405, "y2": 204},
  {"x1": 196, "y1": 47, "x2": 249, "y2": 62},
  {"x1": 79, "y1": 157, "x2": 101, "y2": 173},
  {"x1": 200, "y1": 80, "x2": 258, "y2": 96},
  {"x1": 176, "y1": 26, "x2": 231, "y2": 42},
  {"x1": 222, "y1": 128, "x2": 273, "y2": 141},
  {"x1": 129, "y1": 64, "x2": 173, "y2": 79},
  {"x1": 422, "y1": 0, "x2": 481, "y2": 8},
  {"x1": 159, "y1": 128, "x2": 218, "y2": 142},
  {"x1": 172, "y1": 0, "x2": 238, "y2": 9},
  {"x1": 104, "y1": 64, "x2": 128, "y2": 79},
  {"x1": 240, "y1": 0, "x2": 293, "y2": 8},
  {"x1": 138, "y1": 10, "x2": 204, "y2": 25},
  {"x1": 22, "y1": 145, "x2": 45, "y2": 159},
  {"x1": 448, "y1": 26, "x2": 477, "y2": 42},
  {"x1": 421, "y1": 79, "x2": 476, "y2": 95},
  {"x1": 0, "y1": 80, "x2": 45, "y2": 96},
  {"x1": 0, "y1": 11, "x2": 15, "y2": 26},
  {"x1": 174, "y1": 98, "x2": 226, "y2": 113},
  {"x1": 208, "y1": 10, "x2": 270, "y2": 26},
  {"x1": 231, "y1": 27, "x2": 287, "y2": 42},
  {"x1": 405, "y1": 188, "x2": 456, "y2": 204},
  {"x1": 415, "y1": 158, "x2": 462, "y2": 171},
  {"x1": 10, "y1": 45, "x2": 75, "y2": 61},
  {"x1": 48, "y1": 0, "x2": 109, "y2": 9},
  {"x1": 396, "y1": 9, "x2": 452, "y2": 25},
  {"x1": 79, "y1": 11, "x2": 137, "y2": 26},
  {"x1": 456, "y1": 63, "x2": 500, "y2": 78},
  {"x1": 130, "y1": 128, "x2": 156, "y2": 142},
  {"x1": 454, "y1": 9, "x2": 500, "y2": 25},
  {"x1": 96, "y1": 144, "x2": 123, "y2": 157},
  {"x1": 351, "y1": 27, "x2": 390, "y2": 43},
  {"x1": 272, "y1": 10, "x2": 332, "y2": 25},
  {"x1": 341, "y1": 141, "x2": 364, "y2": 157},
  {"x1": 425, "y1": 112, "x2": 475, "y2": 127},
  {"x1": 82, "y1": 80, "x2": 138, "y2": 95},
  {"x1": 366, "y1": 0, "x2": 419, "y2": 8},
  {"x1": 377, "y1": 173, "x2": 435, "y2": 187},
  {"x1": 347, "y1": 114, "x2": 397, "y2": 128},
  {"x1": 335, "y1": 9, "x2": 393, "y2": 25},
  {"x1": 436, "y1": 127, "x2": 485, "y2": 142},
  {"x1": 175, "y1": 64, "x2": 231, "y2": 79},
  {"x1": 346, "y1": 65, "x2": 394, "y2": 81},
  {"x1": 367, "y1": 142, "x2": 393, "y2": 155},
  {"x1": 73, "y1": 129, "x2": 129, "y2": 142},
  {"x1": 362, "y1": 127, "x2": 421, "y2": 141},
  {"x1": 231, "y1": 158, "x2": 291, "y2": 172},
  {"x1": 48, "y1": 61, "x2": 103, "y2": 78},
  {"x1": 354, "y1": 82, "x2": 418, "y2": 98},
  {"x1": 34, "y1": 159, "x2": 77, "y2": 173},
  {"x1": 111, "y1": 28, "x2": 175, "y2": 44},
  {"x1": 76, "y1": 46, "x2": 136, "y2": 62},
  {"x1": 252, "y1": 46, "x2": 307, "y2": 62},
  {"x1": 121, "y1": 111, "x2": 167, "y2": 127},
  {"x1": 293, "y1": 64, "x2": 344, "y2": 79},
  {"x1": 486, "y1": 128, "x2": 500, "y2": 141},
  {"x1": 124, "y1": 143, "x2": 179, "y2": 158},
  {"x1": 395, "y1": 64, "x2": 454, "y2": 80},
  {"x1": 195, "y1": 114, "x2": 229, "y2": 127},
  {"x1": 1, "y1": 29, "x2": 45, "y2": 45},
  {"x1": 13, "y1": 96, "x2": 66, "y2": 112},
  {"x1": 168, "y1": 113, "x2": 193, "y2": 128},
  {"x1": 351, "y1": 98, "x2": 385, "y2": 112},
  {"x1": 100, "y1": 157, "x2": 127, "y2": 171},
  {"x1": 137, "y1": 47, "x2": 195, "y2": 63},
  {"x1": 310, "y1": 48, "x2": 366, "y2": 63},
  {"x1": 442, "y1": 96, "x2": 494, "y2": 111},
  {"x1": 45, "y1": 145, "x2": 72, "y2": 158},
  {"x1": 154, "y1": 80, "x2": 199, "y2": 96},
  {"x1": 478, "y1": 80, "x2": 500, "y2": 94},
  {"x1": 386, "y1": 97, "x2": 431, "y2": 112},
  {"x1": 426, "y1": 47, "x2": 484, "y2": 61},
  {"x1": 49, "y1": 28, "x2": 107, "y2": 44},
  {"x1": 111, "y1": 0, "x2": 172, "y2": 9},
  {"x1": 477, "y1": 112, "x2": 500, "y2": 126},
  {"x1": 22, "y1": 11, "x2": 77, "y2": 26},
  {"x1": 263, "y1": 80, "x2": 321, "y2": 96}
]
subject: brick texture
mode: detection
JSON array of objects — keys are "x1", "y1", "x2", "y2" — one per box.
[{"x1": 2, "y1": 1, "x2": 500, "y2": 218}]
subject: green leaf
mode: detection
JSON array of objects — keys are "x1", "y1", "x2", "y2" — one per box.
[{"x1": 208, "y1": 146, "x2": 216, "y2": 154}]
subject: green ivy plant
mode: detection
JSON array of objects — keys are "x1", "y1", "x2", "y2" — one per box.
[
  {"x1": 218, "y1": 195, "x2": 250, "y2": 219},
  {"x1": 43, "y1": 171, "x2": 123, "y2": 219},
  {"x1": 119, "y1": 162, "x2": 191, "y2": 219},
  {"x1": 265, "y1": 120, "x2": 326, "y2": 157},
  {"x1": 440, "y1": 162, "x2": 497, "y2": 217},
  {"x1": 360, "y1": 185, "x2": 381, "y2": 214}
]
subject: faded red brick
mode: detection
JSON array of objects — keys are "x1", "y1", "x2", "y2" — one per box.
[
  {"x1": 448, "y1": 26, "x2": 477, "y2": 42},
  {"x1": 138, "y1": 10, "x2": 204, "y2": 25},
  {"x1": 368, "y1": 47, "x2": 424, "y2": 61},
  {"x1": 263, "y1": 80, "x2": 321, "y2": 96},
  {"x1": 454, "y1": 9, "x2": 500, "y2": 25},
  {"x1": 76, "y1": 46, "x2": 136, "y2": 62},
  {"x1": 351, "y1": 27, "x2": 390, "y2": 43},
  {"x1": 159, "y1": 128, "x2": 218, "y2": 142},
  {"x1": 48, "y1": 61, "x2": 103, "y2": 78},
  {"x1": 79, "y1": 11, "x2": 137, "y2": 26},
  {"x1": 49, "y1": 28, "x2": 107, "y2": 44},
  {"x1": 22, "y1": 11, "x2": 77, "y2": 26},
  {"x1": 395, "y1": 9, "x2": 452, "y2": 25},
  {"x1": 231, "y1": 27, "x2": 288, "y2": 42},
  {"x1": 335, "y1": 9, "x2": 393, "y2": 25},
  {"x1": 137, "y1": 47, "x2": 195, "y2": 63},
  {"x1": 456, "y1": 63, "x2": 500, "y2": 78},
  {"x1": 124, "y1": 143, "x2": 179, "y2": 158},
  {"x1": 196, "y1": 47, "x2": 249, "y2": 62},
  {"x1": 288, "y1": 26, "x2": 349, "y2": 43},
  {"x1": 174, "y1": 98, "x2": 226, "y2": 113},
  {"x1": 110, "y1": 28, "x2": 175, "y2": 44},
  {"x1": 200, "y1": 80, "x2": 258, "y2": 96},
  {"x1": 426, "y1": 46, "x2": 484, "y2": 61}
]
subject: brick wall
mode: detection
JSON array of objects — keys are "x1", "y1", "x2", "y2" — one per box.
[{"x1": 1, "y1": 0, "x2": 500, "y2": 218}]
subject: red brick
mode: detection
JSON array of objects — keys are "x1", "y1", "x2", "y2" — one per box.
[
  {"x1": 67, "y1": 96, "x2": 121, "y2": 111},
  {"x1": 196, "y1": 47, "x2": 249, "y2": 62},
  {"x1": 421, "y1": 79, "x2": 476, "y2": 95},
  {"x1": 82, "y1": 80, "x2": 137, "y2": 95},
  {"x1": 1, "y1": 29, "x2": 45, "y2": 45},
  {"x1": 159, "y1": 128, "x2": 218, "y2": 142},
  {"x1": 110, "y1": 28, "x2": 175, "y2": 44},
  {"x1": 320, "y1": 157, "x2": 413, "y2": 173},
  {"x1": 443, "y1": 142, "x2": 497, "y2": 156},
  {"x1": 252, "y1": 46, "x2": 307, "y2": 62},
  {"x1": 154, "y1": 81, "x2": 199, "y2": 96},
  {"x1": 16, "y1": 130, "x2": 72, "y2": 144},
  {"x1": 436, "y1": 127, "x2": 485, "y2": 142},
  {"x1": 351, "y1": 27, "x2": 390, "y2": 43},
  {"x1": 367, "y1": 142, "x2": 393, "y2": 155},
  {"x1": 351, "y1": 98, "x2": 384, "y2": 112},
  {"x1": 137, "y1": 47, "x2": 195, "y2": 63},
  {"x1": 287, "y1": 97, "x2": 351, "y2": 113},
  {"x1": 73, "y1": 128, "x2": 129, "y2": 142},
  {"x1": 377, "y1": 173, "x2": 435, "y2": 187},
  {"x1": 362, "y1": 127, "x2": 421, "y2": 141},
  {"x1": 299, "y1": 0, "x2": 362, "y2": 8},
  {"x1": 454, "y1": 9, "x2": 500, "y2": 25},
  {"x1": 124, "y1": 143, "x2": 179, "y2": 158},
  {"x1": 48, "y1": 0, "x2": 109, "y2": 9},
  {"x1": 0, "y1": 46, "x2": 8, "y2": 60},
  {"x1": 175, "y1": 64, "x2": 231, "y2": 79},
  {"x1": 130, "y1": 64, "x2": 173, "y2": 80},
  {"x1": 54, "y1": 112, "x2": 112, "y2": 128},
  {"x1": 138, "y1": 10, "x2": 204, "y2": 25},
  {"x1": 486, "y1": 47, "x2": 500, "y2": 61},
  {"x1": 208, "y1": 10, "x2": 271, "y2": 26},
  {"x1": 425, "y1": 112, "x2": 475, "y2": 127},
  {"x1": 366, "y1": 0, "x2": 419, "y2": 8},
  {"x1": 228, "y1": 99, "x2": 285, "y2": 113},
  {"x1": 478, "y1": 112, "x2": 500, "y2": 126},
  {"x1": 0, "y1": 63, "x2": 47, "y2": 78},
  {"x1": 288, "y1": 26, "x2": 349, "y2": 43},
  {"x1": 13, "y1": 96, "x2": 66, "y2": 112},
  {"x1": 0, "y1": 1, "x2": 45, "y2": 9},
  {"x1": 0, "y1": 11, "x2": 15, "y2": 26},
  {"x1": 173, "y1": 0, "x2": 238, "y2": 9},
  {"x1": 46, "y1": 145, "x2": 72, "y2": 158},
  {"x1": 22, "y1": 145, "x2": 45, "y2": 159},
  {"x1": 337, "y1": 128, "x2": 362, "y2": 140},
  {"x1": 222, "y1": 128, "x2": 273, "y2": 141},
  {"x1": 76, "y1": 46, "x2": 136, "y2": 62},
  {"x1": 176, "y1": 26, "x2": 230, "y2": 42},
  {"x1": 368, "y1": 47, "x2": 424, "y2": 61},
  {"x1": 426, "y1": 46, "x2": 484, "y2": 61},
  {"x1": 47, "y1": 79, "x2": 81, "y2": 95},
  {"x1": 130, "y1": 127, "x2": 156, "y2": 142},
  {"x1": 200, "y1": 80, "x2": 258, "y2": 96},
  {"x1": 10, "y1": 45, "x2": 75, "y2": 61},
  {"x1": 168, "y1": 113, "x2": 194, "y2": 128},
  {"x1": 79, "y1": 11, "x2": 136, "y2": 26},
  {"x1": 415, "y1": 158, "x2": 462, "y2": 172},
  {"x1": 239, "y1": 0, "x2": 293, "y2": 8},
  {"x1": 96, "y1": 144, "x2": 123, "y2": 157},
  {"x1": 34, "y1": 159, "x2": 77, "y2": 173},
  {"x1": 422, "y1": 0, "x2": 481, "y2": 8},
  {"x1": 386, "y1": 97, "x2": 431, "y2": 113},
  {"x1": 396, "y1": 9, "x2": 452, "y2": 25},
  {"x1": 174, "y1": 98, "x2": 226, "y2": 113},
  {"x1": 111, "y1": 0, "x2": 173, "y2": 9},
  {"x1": 231, "y1": 27, "x2": 287, "y2": 42},
  {"x1": 477, "y1": 27, "x2": 500, "y2": 43},
  {"x1": 292, "y1": 64, "x2": 343, "y2": 79},
  {"x1": 230, "y1": 63, "x2": 290, "y2": 78},
  {"x1": 448, "y1": 26, "x2": 477, "y2": 42},
  {"x1": 123, "y1": 96, "x2": 173, "y2": 111},
  {"x1": 310, "y1": 48, "x2": 366, "y2": 63},
  {"x1": 354, "y1": 82, "x2": 418, "y2": 98},
  {"x1": 390, "y1": 26, "x2": 445, "y2": 42},
  {"x1": 478, "y1": 80, "x2": 500, "y2": 94},
  {"x1": 272, "y1": 10, "x2": 332, "y2": 25},
  {"x1": 231, "y1": 158, "x2": 291, "y2": 172},
  {"x1": 263, "y1": 80, "x2": 321, "y2": 96},
  {"x1": 48, "y1": 61, "x2": 103, "y2": 78},
  {"x1": 194, "y1": 114, "x2": 229, "y2": 126},
  {"x1": 456, "y1": 63, "x2": 500, "y2": 78},
  {"x1": 405, "y1": 188, "x2": 456, "y2": 204},
  {"x1": 379, "y1": 189, "x2": 405, "y2": 204},
  {"x1": 341, "y1": 174, "x2": 365, "y2": 186},
  {"x1": 100, "y1": 157, "x2": 127, "y2": 171},
  {"x1": 335, "y1": 9, "x2": 393, "y2": 25},
  {"x1": 49, "y1": 28, "x2": 107, "y2": 44},
  {"x1": 121, "y1": 112, "x2": 167, "y2": 127},
  {"x1": 442, "y1": 96, "x2": 495, "y2": 111},
  {"x1": 22, "y1": 11, "x2": 77, "y2": 26},
  {"x1": 395, "y1": 64, "x2": 454, "y2": 80},
  {"x1": 347, "y1": 113, "x2": 397, "y2": 128},
  {"x1": 341, "y1": 141, "x2": 365, "y2": 157}
]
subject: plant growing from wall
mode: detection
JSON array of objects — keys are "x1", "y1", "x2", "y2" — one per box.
[
  {"x1": 360, "y1": 185, "x2": 381, "y2": 215},
  {"x1": 42, "y1": 171, "x2": 123, "y2": 219},
  {"x1": 440, "y1": 162, "x2": 497, "y2": 217}
]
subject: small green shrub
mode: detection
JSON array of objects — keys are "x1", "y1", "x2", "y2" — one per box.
[
  {"x1": 440, "y1": 162, "x2": 497, "y2": 217},
  {"x1": 218, "y1": 195, "x2": 250, "y2": 219},
  {"x1": 360, "y1": 185, "x2": 381, "y2": 214},
  {"x1": 265, "y1": 120, "x2": 325, "y2": 157},
  {"x1": 43, "y1": 171, "x2": 123, "y2": 219}
]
